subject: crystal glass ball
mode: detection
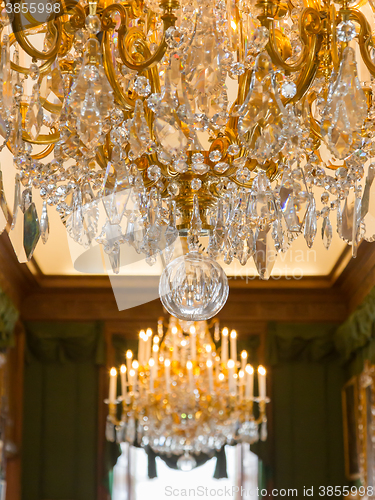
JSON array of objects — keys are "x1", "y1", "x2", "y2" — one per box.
[
  {"x1": 159, "y1": 252, "x2": 229, "y2": 321},
  {"x1": 176, "y1": 453, "x2": 197, "y2": 471}
]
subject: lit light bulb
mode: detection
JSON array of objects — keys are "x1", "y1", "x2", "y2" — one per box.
[
  {"x1": 190, "y1": 325, "x2": 196, "y2": 334},
  {"x1": 149, "y1": 358, "x2": 155, "y2": 367},
  {"x1": 218, "y1": 373, "x2": 225, "y2": 381},
  {"x1": 227, "y1": 360, "x2": 235, "y2": 369},
  {"x1": 132, "y1": 360, "x2": 139, "y2": 369},
  {"x1": 246, "y1": 365, "x2": 254, "y2": 374},
  {"x1": 165, "y1": 359, "x2": 171, "y2": 367},
  {"x1": 120, "y1": 365, "x2": 126, "y2": 374},
  {"x1": 147, "y1": 328, "x2": 152, "y2": 337},
  {"x1": 172, "y1": 326, "x2": 178, "y2": 334},
  {"x1": 126, "y1": 350, "x2": 133, "y2": 359},
  {"x1": 207, "y1": 360, "x2": 213, "y2": 368},
  {"x1": 187, "y1": 360, "x2": 193, "y2": 370},
  {"x1": 110, "y1": 367, "x2": 117, "y2": 376},
  {"x1": 222, "y1": 328, "x2": 228, "y2": 337}
]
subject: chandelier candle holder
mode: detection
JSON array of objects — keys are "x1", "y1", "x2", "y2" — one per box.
[
  {"x1": 105, "y1": 316, "x2": 269, "y2": 470},
  {"x1": 3, "y1": 0, "x2": 375, "y2": 318}
]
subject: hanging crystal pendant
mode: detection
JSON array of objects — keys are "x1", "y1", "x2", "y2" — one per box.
[
  {"x1": 11, "y1": 174, "x2": 21, "y2": 231},
  {"x1": 0, "y1": 34, "x2": 13, "y2": 118},
  {"x1": 0, "y1": 169, "x2": 8, "y2": 234},
  {"x1": 77, "y1": 88, "x2": 103, "y2": 150},
  {"x1": 23, "y1": 190, "x2": 40, "y2": 260},
  {"x1": 96, "y1": 220, "x2": 126, "y2": 274},
  {"x1": 304, "y1": 197, "x2": 317, "y2": 248},
  {"x1": 25, "y1": 84, "x2": 44, "y2": 140},
  {"x1": 321, "y1": 216, "x2": 332, "y2": 250},
  {"x1": 40, "y1": 201, "x2": 50, "y2": 245},
  {"x1": 361, "y1": 164, "x2": 375, "y2": 241},
  {"x1": 321, "y1": 47, "x2": 367, "y2": 159}
]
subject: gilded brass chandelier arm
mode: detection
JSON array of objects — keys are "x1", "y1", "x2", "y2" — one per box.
[
  {"x1": 347, "y1": 8, "x2": 375, "y2": 77},
  {"x1": 117, "y1": 12, "x2": 177, "y2": 71},
  {"x1": 261, "y1": 7, "x2": 322, "y2": 73},
  {"x1": 9, "y1": 30, "x2": 56, "y2": 75},
  {"x1": 22, "y1": 130, "x2": 60, "y2": 144},
  {"x1": 11, "y1": 12, "x2": 63, "y2": 60},
  {"x1": 30, "y1": 143, "x2": 56, "y2": 160},
  {"x1": 291, "y1": 29, "x2": 322, "y2": 101},
  {"x1": 101, "y1": 4, "x2": 139, "y2": 110}
]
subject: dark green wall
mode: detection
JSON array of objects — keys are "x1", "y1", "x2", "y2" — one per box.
[
  {"x1": 22, "y1": 359, "x2": 98, "y2": 500},
  {"x1": 272, "y1": 359, "x2": 347, "y2": 498}
]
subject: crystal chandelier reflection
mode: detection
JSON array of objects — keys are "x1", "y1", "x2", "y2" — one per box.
[
  {"x1": 2, "y1": 0, "x2": 375, "y2": 316},
  {"x1": 105, "y1": 316, "x2": 269, "y2": 469}
]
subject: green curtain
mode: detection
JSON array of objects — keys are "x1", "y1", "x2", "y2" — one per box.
[
  {"x1": 335, "y1": 287, "x2": 375, "y2": 376},
  {"x1": 266, "y1": 323, "x2": 348, "y2": 498},
  {"x1": 0, "y1": 288, "x2": 18, "y2": 348},
  {"x1": 22, "y1": 322, "x2": 104, "y2": 500}
]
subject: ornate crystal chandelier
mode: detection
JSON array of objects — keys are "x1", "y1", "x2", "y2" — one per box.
[
  {"x1": 106, "y1": 316, "x2": 269, "y2": 470},
  {"x1": 2, "y1": 0, "x2": 375, "y2": 317}
]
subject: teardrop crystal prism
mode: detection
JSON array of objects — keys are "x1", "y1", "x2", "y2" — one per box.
[
  {"x1": 321, "y1": 217, "x2": 332, "y2": 250},
  {"x1": 77, "y1": 88, "x2": 103, "y2": 150},
  {"x1": 24, "y1": 202, "x2": 40, "y2": 260},
  {"x1": 128, "y1": 100, "x2": 152, "y2": 158},
  {"x1": 11, "y1": 174, "x2": 21, "y2": 230},
  {"x1": 304, "y1": 197, "x2": 317, "y2": 248},
  {"x1": 0, "y1": 170, "x2": 8, "y2": 234},
  {"x1": 361, "y1": 164, "x2": 375, "y2": 241},
  {"x1": 40, "y1": 201, "x2": 49, "y2": 245},
  {"x1": 321, "y1": 47, "x2": 367, "y2": 159},
  {"x1": 25, "y1": 84, "x2": 43, "y2": 140}
]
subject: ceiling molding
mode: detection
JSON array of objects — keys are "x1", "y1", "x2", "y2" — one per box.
[{"x1": 0, "y1": 230, "x2": 372, "y2": 324}]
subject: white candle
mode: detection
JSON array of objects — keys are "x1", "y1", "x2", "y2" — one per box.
[
  {"x1": 146, "y1": 328, "x2": 153, "y2": 364},
  {"x1": 129, "y1": 369, "x2": 135, "y2": 391},
  {"x1": 165, "y1": 359, "x2": 171, "y2": 393},
  {"x1": 207, "y1": 360, "x2": 214, "y2": 395},
  {"x1": 120, "y1": 365, "x2": 127, "y2": 401},
  {"x1": 152, "y1": 344, "x2": 159, "y2": 364},
  {"x1": 190, "y1": 326, "x2": 196, "y2": 361},
  {"x1": 138, "y1": 330, "x2": 145, "y2": 365},
  {"x1": 222, "y1": 328, "x2": 228, "y2": 364},
  {"x1": 258, "y1": 365, "x2": 266, "y2": 399},
  {"x1": 230, "y1": 330, "x2": 237, "y2": 362},
  {"x1": 132, "y1": 360, "x2": 139, "y2": 392},
  {"x1": 215, "y1": 356, "x2": 220, "y2": 378},
  {"x1": 109, "y1": 368, "x2": 117, "y2": 403},
  {"x1": 172, "y1": 326, "x2": 178, "y2": 361},
  {"x1": 149, "y1": 358, "x2": 155, "y2": 393},
  {"x1": 241, "y1": 350, "x2": 248, "y2": 373},
  {"x1": 187, "y1": 360, "x2": 194, "y2": 392},
  {"x1": 238, "y1": 370, "x2": 244, "y2": 402},
  {"x1": 245, "y1": 364, "x2": 254, "y2": 400},
  {"x1": 227, "y1": 360, "x2": 235, "y2": 395},
  {"x1": 126, "y1": 350, "x2": 133, "y2": 373}
]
